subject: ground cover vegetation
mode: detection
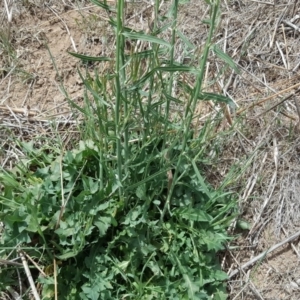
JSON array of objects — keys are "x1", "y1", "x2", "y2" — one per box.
[{"x1": 0, "y1": 0, "x2": 243, "y2": 299}]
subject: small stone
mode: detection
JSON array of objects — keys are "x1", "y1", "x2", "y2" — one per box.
[
  {"x1": 289, "y1": 281, "x2": 299, "y2": 290},
  {"x1": 36, "y1": 78, "x2": 44, "y2": 86}
]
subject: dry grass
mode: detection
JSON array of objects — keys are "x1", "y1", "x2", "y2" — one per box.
[{"x1": 1, "y1": 0, "x2": 300, "y2": 299}]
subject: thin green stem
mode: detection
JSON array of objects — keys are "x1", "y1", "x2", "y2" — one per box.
[
  {"x1": 168, "y1": 0, "x2": 179, "y2": 97},
  {"x1": 160, "y1": 0, "x2": 220, "y2": 223},
  {"x1": 153, "y1": 0, "x2": 159, "y2": 32},
  {"x1": 161, "y1": 0, "x2": 179, "y2": 156},
  {"x1": 165, "y1": 0, "x2": 178, "y2": 124},
  {"x1": 115, "y1": 0, "x2": 125, "y2": 194}
]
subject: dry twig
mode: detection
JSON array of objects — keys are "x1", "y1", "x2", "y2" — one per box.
[
  {"x1": 18, "y1": 250, "x2": 40, "y2": 300},
  {"x1": 229, "y1": 230, "x2": 300, "y2": 278}
]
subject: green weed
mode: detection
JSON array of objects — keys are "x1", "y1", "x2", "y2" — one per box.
[{"x1": 0, "y1": 0, "x2": 240, "y2": 299}]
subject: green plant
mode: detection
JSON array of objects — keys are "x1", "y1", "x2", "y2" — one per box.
[
  {"x1": 0, "y1": 28, "x2": 16, "y2": 75},
  {"x1": 0, "y1": 0, "x2": 240, "y2": 299},
  {"x1": 0, "y1": 0, "x2": 15, "y2": 74}
]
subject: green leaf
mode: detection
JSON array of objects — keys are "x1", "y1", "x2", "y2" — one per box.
[
  {"x1": 136, "y1": 184, "x2": 146, "y2": 200},
  {"x1": 0, "y1": 172, "x2": 22, "y2": 189},
  {"x1": 94, "y1": 216, "x2": 112, "y2": 237},
  {"x1": 212, "y1": 44, "x2": 240, "y2": 73},
  {"x1": 26, "y1": 213, "x2": 39, "y2": 232},
  {"x1": 163, "y1": 91, "x2": 183, "y2": 104},
  {"x1": 176, "y1": 30, "x2": 196, "y2": 50},
  {"x1": 126, "y1": 48, "x2": 167, "y2": 59},
  {"x1": 122, "y1": 32, "x2": 171, "y2": 49},
  {"x1": 126, "y1": 168, "x2": 168, "y2": 189},
  {"x1": 127, "y1": 69, "x2": 155, "y2": 90},
  {"x1": 183, "y1": 274, "x2": 199, "y2": 299},
  {"x1": 55, "y1": 227, "x2": 75, "y2": 237},
  {"x1": 21, "y1": 141, "x2": 35, "y2": 154},
  {"x1": 213, "y1": 270, "x2": 228, "y2": 281},
  {"x1": 214, "y1": 290, "x2": 228, "y2": 300},
  {"x1": 202, "y1": 19, "x2": 212, "y2": 25},
  {"x1": 151, "y1": 21, "x2": 171, "y2": 35},
  {"x1": 157, "y1": 65, "x2": 196, "y2": 73},
  {"x1": 82, "y1": 176, "x2": 99, "y2": 194},
  {"x1": 191, "y1": 160, "x2": 210, "y2": 195},
  {"x1": 81, "y1": 286, "x2": 99, "y2": 300},
  {"x1": 97, "y1": 201, "x2": 110, "y2": 211},
  {"x1": 4, "y1": 209, "x2": 27, "y2": 228},
  {"x1": 56, "y1": 251, "x2": 78, "y2": 260},
  {"x1": 202, "y1": 231, "x2": 227, "y2": 251},
  {"x1": 199, "y1": 92, "x2": 234, "y2": 106},
  {"x1": 68, "y1": 52, "x2": 111, "y2": 62},
  {"x1": 178, "y1": 208, "x2": 212, "y2": 222},
  {"x1": 90, "y1": 0, "x2": 115, "y2": 12},
  {"x1": 128, "y1": 60, "x2": 195, "y2": 90},
  {"x1": 77, "y1": 69, "x2": 111, "y2": 107},
  {"x1": 236, "y1": 219, "x2": 251, "y2": 230}
]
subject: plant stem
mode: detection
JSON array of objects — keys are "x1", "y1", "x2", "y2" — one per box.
[
  {"x1": 160, "y1": 0, "x2": 220, "y2": 223},
  {"x1": 115, "y1": 0, "x2": 125, "y2": 195}
]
